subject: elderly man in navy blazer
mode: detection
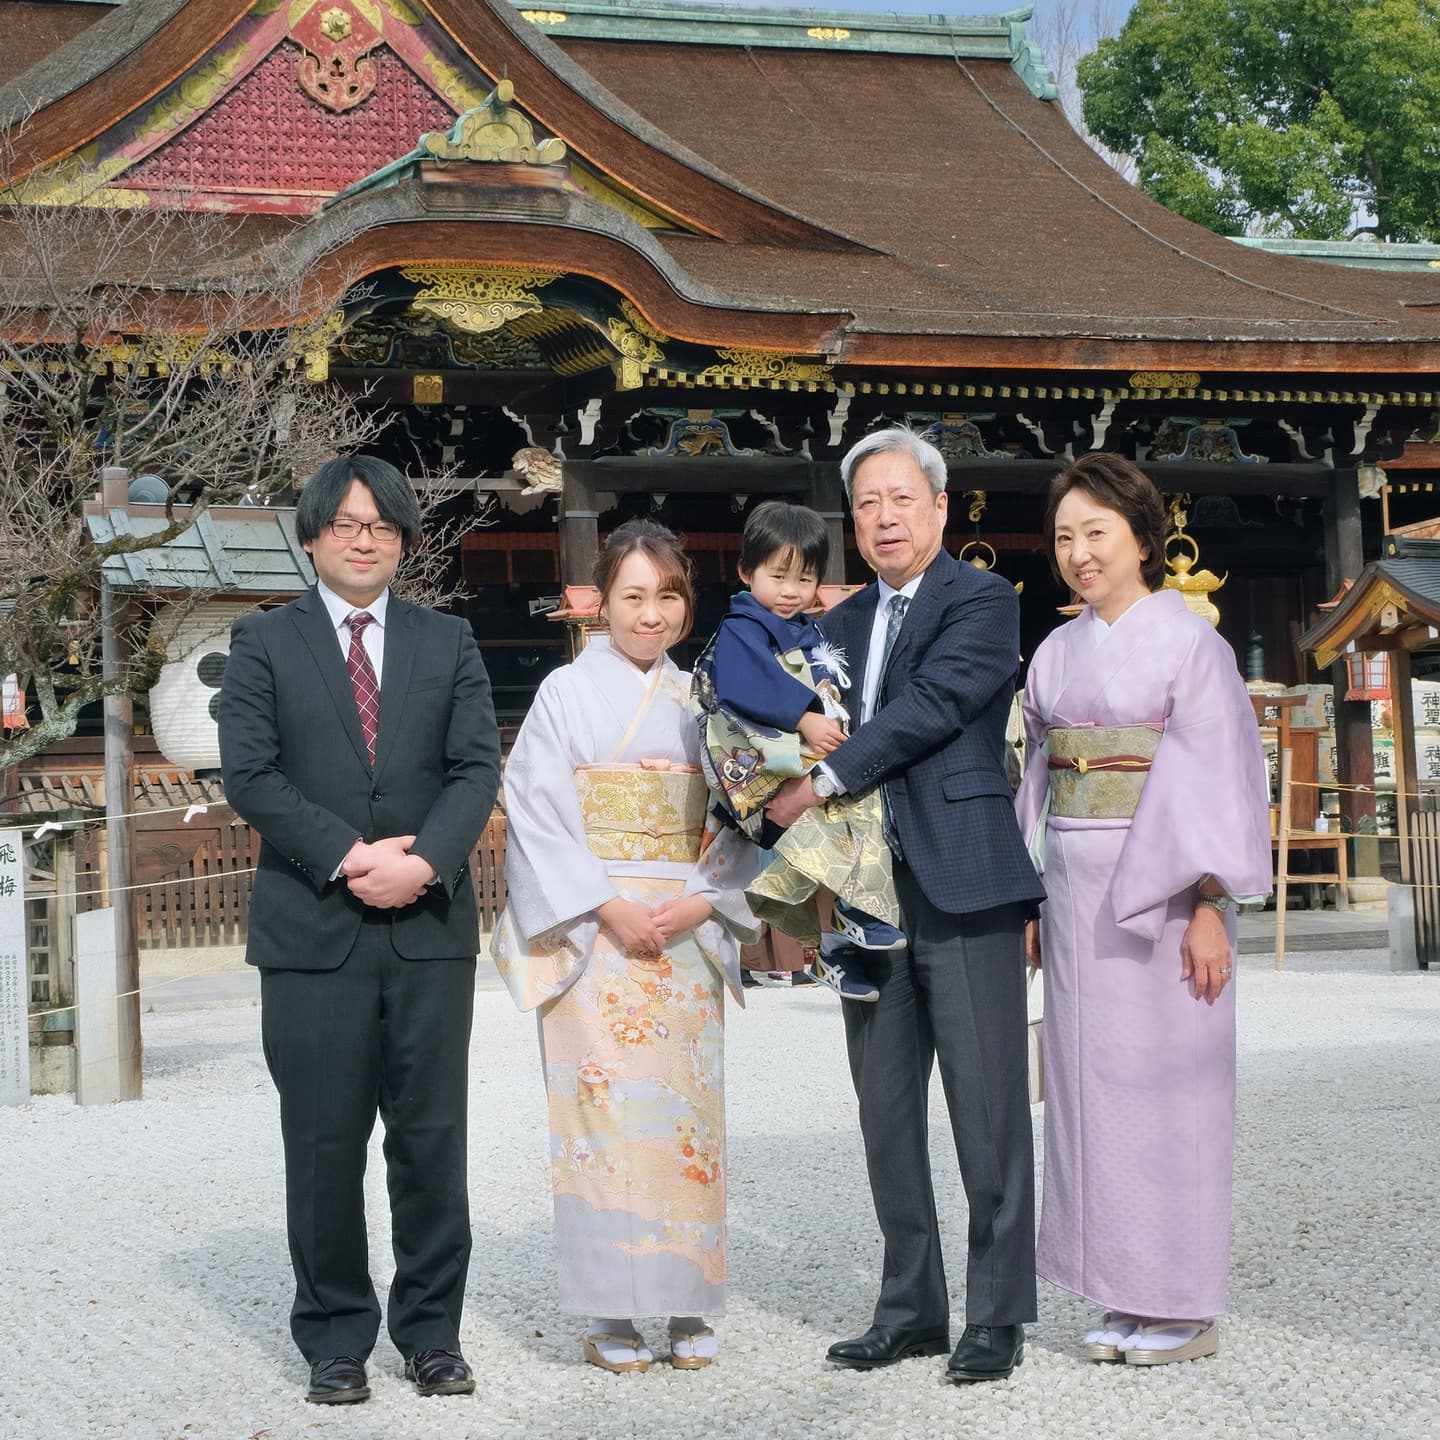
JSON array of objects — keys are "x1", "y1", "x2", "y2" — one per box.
[{"x1": 767, "y1": 426, "x2": 1045, "y2": 1383}]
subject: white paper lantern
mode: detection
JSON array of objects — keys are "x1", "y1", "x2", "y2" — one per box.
[{"x1": 148, "y1": 601, "x2": 255, "y2": 770}]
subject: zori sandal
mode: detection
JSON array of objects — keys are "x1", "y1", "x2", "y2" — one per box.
[
  {"x1": 668, "y1": 1323, "x2": 716, "y2": 1370},
  {"x1": 581, "y1": 1332, "x2": 652, "y2": 1374}
]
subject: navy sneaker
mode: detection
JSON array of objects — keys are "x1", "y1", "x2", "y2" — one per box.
[
  {"x1": 832, "y1": 898, "x2": 907, "y2": 952},
  {"x1": 807, "y1": 938, "x2": 880, "y2": 1002}
]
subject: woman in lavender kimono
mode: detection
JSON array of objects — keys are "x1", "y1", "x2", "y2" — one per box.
[
  {"x1": 491, "y1": 520, "x2": 759, "y2": 1375},
  {"x1": 1015, "y1": 454, "x2": 1271, "y2": 1367}
]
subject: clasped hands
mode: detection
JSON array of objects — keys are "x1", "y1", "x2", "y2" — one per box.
[
  {"x1": 597, "y1": 894, "x2": 714, "y2": 954},
  {"x1": 339, "y1": 834, "x2": 436, "y2": 909}
]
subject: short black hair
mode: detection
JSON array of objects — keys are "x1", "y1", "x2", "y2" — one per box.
[
  {"x1": 739, "y1": 500, "x2": 829, "y2": 577},
  {"x1": 295, "y1": 455, "x2": 423, "y2": 553}
]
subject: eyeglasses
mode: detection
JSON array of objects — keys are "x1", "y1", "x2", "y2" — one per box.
[{"x1": 329, "y1": 518, "x2": 401, "y2": 543}]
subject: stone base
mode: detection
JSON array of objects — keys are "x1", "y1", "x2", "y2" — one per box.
[
  {"x1": 1388, "y1": 886, "x2": 1419, "y2": 972},
  {"x1": 29, "y1": 1041, "x2": 75, "y2": 1096},
  {"x1": 1345, "y1": 875, "x2": 1391, "y2": 908}
]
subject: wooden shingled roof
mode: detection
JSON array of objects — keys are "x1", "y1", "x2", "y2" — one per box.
[
  {"x1": 1299, "y1": 538, "x2": 1440, "y2": 670},
  {"x1": 4, "y1": 0, "x2": 1440, "y2": 376}
]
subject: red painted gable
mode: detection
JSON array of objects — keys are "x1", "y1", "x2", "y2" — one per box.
[{"x1": 121, "y1": 43, "x2": 456, "y2": 210}]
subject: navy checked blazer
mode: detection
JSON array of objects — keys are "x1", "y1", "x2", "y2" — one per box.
[{"x1": 822, "y1": 548, "x2": 1046, "y2": 917}]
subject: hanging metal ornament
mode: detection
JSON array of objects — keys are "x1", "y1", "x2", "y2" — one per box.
[
  {"x1": 1162, "y1": 493, "x2": 1226, "y2": 627},
  {"x1": 957, "y1": 489, "x2": 1023, "y2": 594}
]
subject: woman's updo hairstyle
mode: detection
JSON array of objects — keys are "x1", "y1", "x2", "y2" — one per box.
[{"x1": 593, "y1": 518, "x2": 697, "y2": 643}]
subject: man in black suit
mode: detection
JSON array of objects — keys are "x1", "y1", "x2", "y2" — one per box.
[
  {"x1": 767, "y1": 427, "x2": 1045, "y2": 1383},
  {"x1": 219, "y1": 456, "x2": 500, "y2": 1404}
]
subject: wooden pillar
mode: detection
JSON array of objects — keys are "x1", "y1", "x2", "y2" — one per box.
[
  {"x1": 559, "y1": 465, "x2": 600, "y2": 587},
  {"x1": 1325, "y1": 467, "x2": 1377, "y2": 860},
  {"x1": 812, "y1": 463, "x2": 847, "y2": 584},
  {"x1": 100, "y1": 466, "x2": 141, "y2": 1102}
]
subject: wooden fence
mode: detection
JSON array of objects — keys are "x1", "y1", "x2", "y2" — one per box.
[
  {"x1": 126, "y1": 810, "x2": 508, "y2": 948},
  {"x1": 1409, "y1": 799, "x2": 1440, "y2": 970}
]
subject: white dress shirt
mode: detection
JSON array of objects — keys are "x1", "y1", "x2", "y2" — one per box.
[
  {"x1": 860, "y1": 572, "x2": 926, "y2": 723},
  {"x1": 317, "y1": 581, "x2": 391, "y2": 881},
  {"x1": 817, "y1": 571, "x2": 925, "y2": 796},
  {"x1": 316, "y1": 580, "x2": 389, "y2": 686}
]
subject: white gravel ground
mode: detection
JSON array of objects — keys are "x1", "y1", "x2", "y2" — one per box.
[{"x1": 4, "y1": 952, "x2": 1437, "y2": 1440}]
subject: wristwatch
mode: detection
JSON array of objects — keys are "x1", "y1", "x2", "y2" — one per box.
[
  {"x1": 1196, "y1": 889, "x2": 1232, "y2": 914},
  {"x1": 810, "y1": 769, "x2": 838, "y2": 800}
]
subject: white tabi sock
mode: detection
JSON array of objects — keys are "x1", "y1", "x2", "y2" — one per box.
[
  {"x1": 668, "y1": 1316, "x2": 718, "y2": 1362},
  {"x1": 585, "y1": 1317, "x2": 653, "y2": 1366}
]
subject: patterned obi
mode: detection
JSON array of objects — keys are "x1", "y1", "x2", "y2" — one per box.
[
  {"x1": 573, "y1": 763, "x2": 707, "y2": 863},
  {"x1": 1045, "y1": 724, "x2": 1163, "y2": 820}
]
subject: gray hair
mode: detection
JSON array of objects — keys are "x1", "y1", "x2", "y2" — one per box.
[{"x1": 839, "y1": 425, "x2": 948, "y2": 502}]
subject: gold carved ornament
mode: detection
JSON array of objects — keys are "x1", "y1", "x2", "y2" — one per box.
[
  {"x1": 421, "y1": 80, "x2": 567, "y2": 166},
  {"x1": 419, "y1": 55, "x2": 486, "y2": 111},
  {"x1": 570, "y1": 166, "x2": 676, "y2": 231},
  {"x1": 1162, "y1": 494, "x2": 1226, "y2": 626},
  {"x1": 132, "y1": 40, "x2": 249, "y2": 145},
  {"x1": 693, "y1": 349, "x2": 834, "y2": 388},
  {"x1": 607, "y1": 313, "x2": 668, "y2": 390},
  {"x1": 400, "y1": 265, "x2": 564, "y2": 336},
  {"x1": 301, "y1": 310, "x2": 346, "y2": 382},
  {"x1": 1129, "y1": 371, "x2": 1203, "y2": 390}
]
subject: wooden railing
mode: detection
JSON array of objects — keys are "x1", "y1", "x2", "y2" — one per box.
[
  {"x1": 74, "y1": 811, "x2": 508, "y2": 950},
  {"x1": 126, "y1": 810, "x2": 510, "y2": 949}
]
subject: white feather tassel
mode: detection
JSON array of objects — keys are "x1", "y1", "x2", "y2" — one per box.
[{"x1": 812, "y1": 639, "x2": 850, "y2": 690}]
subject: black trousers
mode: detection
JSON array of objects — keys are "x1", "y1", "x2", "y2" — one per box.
[
  {"x1": 842, "y1": 862, "x2": 1037, "y2": 1330},
  {"x1": 260, "y1": 915, "x2": 476, "y2": 1363}
]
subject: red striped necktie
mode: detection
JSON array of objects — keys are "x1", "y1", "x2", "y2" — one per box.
[{"x1": 344, "y1": 610, "x2": 379, "y2": 766}]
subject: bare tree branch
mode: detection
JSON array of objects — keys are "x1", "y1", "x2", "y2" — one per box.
[{"x1": 0, "y1": 140, "x2": 409, "y2": 771}]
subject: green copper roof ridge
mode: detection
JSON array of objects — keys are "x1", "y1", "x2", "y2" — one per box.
[
  {"x1": 506, "y1": 2, "x2": 1058, "y2": 99},
  {"x1": 511, "y1": 1, "x2": 1034, "y2": 31}
]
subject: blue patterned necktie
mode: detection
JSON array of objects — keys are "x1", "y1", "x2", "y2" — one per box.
[
  {"x1": 880, "y1": 592, "x2": 910, "y2": 681},
  {"x1": 878, "y1": 592, "x2": 910, "y2": 855}
]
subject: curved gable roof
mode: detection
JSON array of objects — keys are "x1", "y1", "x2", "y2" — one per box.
[{"x1": 0, "y1": 0, "x2": 859, "y2": 248}]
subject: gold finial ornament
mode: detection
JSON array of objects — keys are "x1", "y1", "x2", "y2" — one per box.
[
  {"x1": 1163, "y1": 496, "x2": 1226, "y2": 626},
  {"x1": 421, "y1": 80, "x2": 567, "y2": 165}
]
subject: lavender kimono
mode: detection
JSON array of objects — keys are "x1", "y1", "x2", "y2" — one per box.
[
  {"x1": 1015, "y1": 590, "x2": 1271, "y2": 1319},
  {"x1": 491, "y1": 638, "x2": 759, "y2": 1318}
]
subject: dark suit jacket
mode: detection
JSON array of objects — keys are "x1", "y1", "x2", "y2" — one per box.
[
  {"x1": 218, "y1": 587, "x2": 501, "y2": 970},
  {"x1": 822, "y1": 549, "x2": 1045, "y2": 916}
]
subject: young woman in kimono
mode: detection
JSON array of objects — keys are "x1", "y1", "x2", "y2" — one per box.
[
  {"x1": 1015, "y1": 454, "x2": 1271, "y2": 1366},
  {"x1": 490, "y1": 520, "x2": 759, "y2": 1374}
]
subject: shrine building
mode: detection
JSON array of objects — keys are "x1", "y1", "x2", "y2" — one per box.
[{"x1": 7, "y1": 0, "x2": 1440, "y2": 823}]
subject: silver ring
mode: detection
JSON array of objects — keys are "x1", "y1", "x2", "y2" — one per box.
[{"x1": 1219, "y1": 967, "x2": 1232, "y2": 978}]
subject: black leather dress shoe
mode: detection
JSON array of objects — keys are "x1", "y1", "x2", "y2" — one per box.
[
  {"x1": 827, "y1": 1324, "x2": 951, "y2": 1370},
  {"x1": 946, "y1": 1324, "x2": 1025, "y2": 1382},
  {"x1": 405, "y1": 1348, "x2": 476, "y2": 1396},
  {"x1": 306, "y1": 1356, "x2": 370, "y2": 1404}
]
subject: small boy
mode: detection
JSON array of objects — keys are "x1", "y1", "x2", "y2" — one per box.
[{"x1": 691, "y1": 502, "x2": 902, "y2": 1001}]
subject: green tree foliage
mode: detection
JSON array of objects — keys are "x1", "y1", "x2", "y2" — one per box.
[{"x1": 1077, "y1": 0, "x2": 1440, "y2": 240}]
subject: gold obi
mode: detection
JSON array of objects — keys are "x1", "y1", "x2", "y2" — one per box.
[
  {"x1": 573, "y1": 762, "x2": 707, "y2": 863},
  {"x1": 1045, "y1": 725, "x2": 1163, "y2": 820}
]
